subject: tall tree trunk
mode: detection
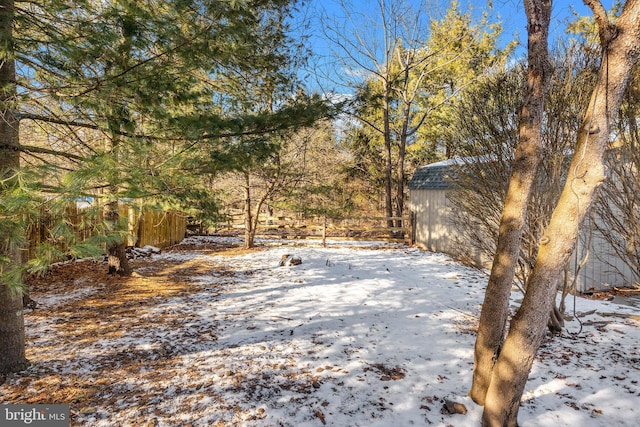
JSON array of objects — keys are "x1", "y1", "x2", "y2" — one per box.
[
  {"x1": 103, "y1": 11, "x2": 136, "y2": 276},
  {"x1": 243, "y1": 172, "x2": 256, "y2": 249},
  {"x1": 0, "y1": 0, "x2": 27, "y2": 376},
  {"x1": 322, "y1": 213, "x2": 327, "y2": 247},
  {"x1": 481, "y1": 2, "x2": 640, "y2": 425},
  {"x1": 395, "y1": 56, "x2": 414, "y2": 236},
  {"x1": 395, "y1": 132, "x2": 407, "y2": 236},
  {"x1": 383, "y1": 84, "x2": 394, "y2": 232},
  {"x1": 470, "y1": 0, "x2": 552, "y2": 406},
  {"x1": 105, "y1": 125, "x2": 131, "y2": 276}
]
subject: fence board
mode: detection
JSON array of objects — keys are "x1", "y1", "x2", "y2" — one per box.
[
  {"x1": 26, "y1": 203, "x2": 187, "y2": 260},
  {"x1": 213, "y1": 214, "x2": 410, "y2": 241}
]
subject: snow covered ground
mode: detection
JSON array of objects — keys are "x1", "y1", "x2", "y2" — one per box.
[{"x1": 3, "y1": 236, "x2": 639, "y2": 426}]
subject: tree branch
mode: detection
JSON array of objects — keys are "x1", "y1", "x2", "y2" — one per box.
[
  {"x1": 583, "y1": 0, "x2": 618, "y2": 47},
  {"x1": 19, "y1": 112, "x2": 161, "y2": 141},
  {"x1": 1, "y1": 143, "x2": 85, "y2": 161}
]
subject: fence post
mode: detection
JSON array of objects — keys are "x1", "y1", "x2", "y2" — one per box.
[
  {"x1": 322, "y1": 213, "x2": 327, "y2": 247},
  {"x1": 410, "y1": 211, "x2": 416, "y2": 245}
]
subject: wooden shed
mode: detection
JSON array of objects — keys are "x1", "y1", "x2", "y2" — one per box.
[
  {"x1": 408, "y1": 159, "x2": 635, "y2": 292},
  {"x1": 409, "y1": 160, "x2": 463, "y2": 254}
]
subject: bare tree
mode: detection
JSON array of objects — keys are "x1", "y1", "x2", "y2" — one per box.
[
  {"x1": 596, "y1": 147, "x2": 640, "y2": 285},
  {"x1": 476, "y1": 1, "x2": 640, "y2": 426},
  {"x1": 324, "y1": 1, "x2": 507, "y2": 233},
  {"x1": 469, "y1": 0, "x2": 552, "y2": 408},
  {"x1": 323, "y1": 0, "x2": 419, "y2": 229},
  {"x1": 214, "y1": 129, "x2": 314, "y2": 248},
  {"x1": 447, "y1": 68, "x2": 521, "y2": 270},
  {"x1": 449, "y1": 45, "x2": 598, "y2": 323}
]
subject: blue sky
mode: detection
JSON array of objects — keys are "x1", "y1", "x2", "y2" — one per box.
[
  {"x1": 482, "y1": 0, "x2": 617, "y2": 47},
  {"x1": 298, "y1": 0, "x2": 618, "y2": 93},
  {"x1": 306, "y1": 0, "x2": 618, "y2": 48}
]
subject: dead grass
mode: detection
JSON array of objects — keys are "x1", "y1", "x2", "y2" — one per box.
[{"x1": 2, "y1": 240, "x2": 262, "y2": 425}]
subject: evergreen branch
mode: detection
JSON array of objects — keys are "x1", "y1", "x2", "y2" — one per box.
[
  {"x1": 20, "y1": 112, "x2": 103, "y2": 131},
  {"x1": 200, "y1": 124, "x2": 306, "y2": 139},
  {"x1": 18, "y1": 112, "x2": 154, "y2": 141},
  {"x1": 1, "y1": 143, "x2": 84, "y2": 161},
  {"x1": 16, "y1": 55, "x2": 70, "y2": 82},
  {"x1": 36, "y1": 183, "x2": 109, "y2": 195},
  {"x1": 21, "y1": 95, "x2": 331, "y2": 145},
  {"x1": 27, "y1": 99, "x2": 100, "y2": 155},
  {"x1": 21, "y1": 151, "x2": 75, "y2": 172},
  {"x1": 20, "y1": 110, "x2": 290, "y2": 142},
  {"x1": 65, "y1": 26, "x2": 212, "y2": 99}
]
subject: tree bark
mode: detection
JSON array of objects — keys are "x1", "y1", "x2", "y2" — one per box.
[
  {"x1": 470, "y1": 0, "x2": 552, "y2": 406},
  {"x1": 383, "y1": 85, "x2": 395, "y2": 232},
  {"x1": 243, "y1": 173, "x2": 255, "y2": 249},
  {"x1": 103, "y1": 12, "x2": 136, "y2": 276},
  {"x1": 481, "y1": 2, "x2": 640, "y2": 425},
  {"x1": 104, "y1": 195, "x2": 131, "y2": 275},
  {"x1": 395, "y1": 131, "x2": 407, "y2": 236},
  {"x1": 0, "y1": 0, "x2": 28, "y2": 376},
  {"x1": 0, "y1": 284, "x2": 27, "y2": 377}
]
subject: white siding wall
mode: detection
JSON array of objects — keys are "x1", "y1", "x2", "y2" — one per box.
[
  {"x1": 409, "y1": 189, "x2": 450, "y2": 253},
  {"x1": 409, "y1": 189, "x2": 488, "y2": 266},
  {"x1": 410, "y1": 188, "x2": 634, "y2": 292},
  {"x1": 572, "y1": 217, "x2": 636, "y2": 292}
]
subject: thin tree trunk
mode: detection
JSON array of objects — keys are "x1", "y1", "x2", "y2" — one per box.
[
  {"x1": 0, "y1": 0, "x2": 27, "y2": 377},
  {"x1": 396, "y1": 54, "x2": 414, "y2": 236},
  {"x1": 243, "y1": 160, "x2": 281, "y2": 249},
  {"x1": 243, "y1": 173, "x2": 254, "y2": 249},
  {"x1": 383, "y1": 85, "x2": 394, "y2": 232},
  {"x1": 376, "y1": 1, "x2": 395, "y2": 233},
  {"x1": 105, "y1": 196, "x2": 131, "y2": 275},
  {"x1": 395, "y1": 133, "x2": 407, "y2": 236},
  {"x1": 322, "y1": 213, "x2": 327, "y2": 247},
  {"x1": 470, "y1": 0, "x2": 552, "y2": 406},
  {"x1": 481, "y1": 2, "x2": 640, "y2": 425}
]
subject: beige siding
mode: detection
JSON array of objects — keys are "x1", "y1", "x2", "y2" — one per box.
[
  {"x1": 409, "y1": 189, "x2": 464, "y2": 256},
  {"x1": 573, "y1": 216, "x2": 636, "y2": 291},
  {"x1": 409, "y1": 189, "x2": 491, "y2": 268},
  {"x1": 410, "y1": 188, "x2": 634, "y2": 291}
]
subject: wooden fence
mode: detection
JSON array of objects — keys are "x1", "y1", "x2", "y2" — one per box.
[
  {"x1": 26, "y1": 202, "x2": 187, "y2": 260},
  {"x1": 213, "y1": 213, "x2": 411, "y2": 241},
  {"x1": 131, "y1": 208, "x2": 187, "y2": 248}
]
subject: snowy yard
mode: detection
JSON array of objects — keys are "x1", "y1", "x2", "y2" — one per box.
[{"x1": 1, "y1": 236, "x2": 638, "y2": 426}]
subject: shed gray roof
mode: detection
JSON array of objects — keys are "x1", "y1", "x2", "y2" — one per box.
[
  {"x1": 409, "y1": 156, "x2": 496, "y2": 190},
  {"x1": 408, "y1": 163, "x2": 457, "y2": 190}
]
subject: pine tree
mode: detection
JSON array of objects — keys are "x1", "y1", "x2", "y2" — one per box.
[
  {"x1": 1, "y1": 0, "x2": 327, "y2": 374},
  {"x1": 0, "y1": 0, "x2": 28, "y2": 377},
  {"x1": 17, "y1": 0, "x2": 327, "y2": 269}
]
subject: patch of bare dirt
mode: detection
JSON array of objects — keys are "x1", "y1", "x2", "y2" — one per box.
[{"x1": 364, "y1": 363, "x2": 406, "y2": 381}]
